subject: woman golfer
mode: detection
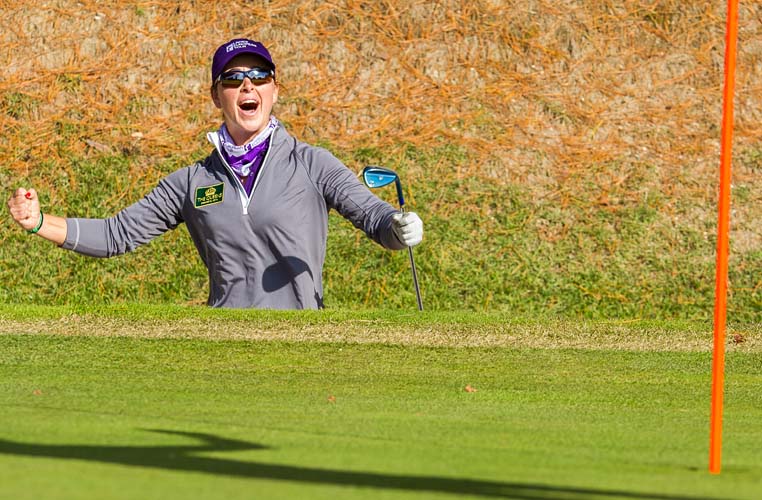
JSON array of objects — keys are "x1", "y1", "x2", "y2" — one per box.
[{"x1": 7, "y1": 38, "x2": 423, "y2": 309}]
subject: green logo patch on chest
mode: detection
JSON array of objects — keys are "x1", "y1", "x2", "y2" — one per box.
[{"x1": 194, "y1": 183, "x2": 224, "y2": 208}]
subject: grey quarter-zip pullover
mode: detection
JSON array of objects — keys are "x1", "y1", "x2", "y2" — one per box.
[{"x1": 61, "y1": 124, "x2": 405, "y2": 309}]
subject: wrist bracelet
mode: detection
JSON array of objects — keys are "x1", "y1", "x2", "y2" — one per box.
[{"x1": 27, "y1": 213, "x2": 44, "y2": 234}]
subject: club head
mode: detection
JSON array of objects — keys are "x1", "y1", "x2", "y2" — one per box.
[{"x1": 362, "y1": 166, "x2": 398, "y2": 189}]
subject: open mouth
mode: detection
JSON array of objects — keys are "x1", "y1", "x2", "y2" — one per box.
[{"x1": 239, "y1": 99, "x2": 259, "y2": 112}]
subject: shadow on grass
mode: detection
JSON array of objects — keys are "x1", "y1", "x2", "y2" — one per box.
[{"x1": 0, "y1": 429, "x2": 727, "y2": 500}]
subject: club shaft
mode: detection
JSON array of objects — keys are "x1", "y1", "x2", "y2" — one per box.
[
  {"x1": 407, "y1": 246, "x2": 423, "y2": 311},
  {"x1": 399, "y1": 204, "x2": 423, "y2": 311}
]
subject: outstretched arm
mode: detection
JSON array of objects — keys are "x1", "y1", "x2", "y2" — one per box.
[{"x1": 7, "y1": 188, "x2": 67, "y2": 246}]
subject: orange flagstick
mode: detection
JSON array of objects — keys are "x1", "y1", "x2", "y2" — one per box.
[{"x1": 709, "y1": 0, "x2": 740, "y2": 475}]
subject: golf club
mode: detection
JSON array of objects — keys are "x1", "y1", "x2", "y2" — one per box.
[{"x1": 362, "y1": 166, "x2": 423, "y2": 311}]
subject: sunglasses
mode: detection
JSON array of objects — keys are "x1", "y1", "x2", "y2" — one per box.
[{"x1": 216, "y1": 67, "x2": 274, "y2": 86}]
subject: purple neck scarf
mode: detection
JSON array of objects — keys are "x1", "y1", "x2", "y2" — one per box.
[{"x1": 218, "y1": 118, "x2": 278, "y2": 194}]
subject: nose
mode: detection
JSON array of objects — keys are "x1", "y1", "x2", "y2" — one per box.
[{"x1": 241, "y1": 77, "x2": 256, "y2": 91}]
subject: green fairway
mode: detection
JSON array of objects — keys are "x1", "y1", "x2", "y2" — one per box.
[{"x1": 0, "y1": 306, "x2": 760, "y2": 499}]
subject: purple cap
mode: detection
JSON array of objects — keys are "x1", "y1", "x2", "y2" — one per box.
[{"x1": 211, "y1": 38, "x2": 275, "y2": 83}]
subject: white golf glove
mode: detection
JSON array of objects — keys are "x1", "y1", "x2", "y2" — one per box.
[{"x1": 391, "y1": 211, "x2": 423, "y2": 247}]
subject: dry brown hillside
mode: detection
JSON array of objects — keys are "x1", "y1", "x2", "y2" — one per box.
[{"x1": 1, "y1": 1, "x2": 761, "y2": 301}]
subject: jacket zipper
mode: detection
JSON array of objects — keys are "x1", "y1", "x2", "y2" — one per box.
[{"x1": 208, "y1": 132, "x2": 275, "y2": 216}]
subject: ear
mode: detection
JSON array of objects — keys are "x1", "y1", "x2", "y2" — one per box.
[{"x1": 210, "y1": 84, "x2": 222, "y2": 109}]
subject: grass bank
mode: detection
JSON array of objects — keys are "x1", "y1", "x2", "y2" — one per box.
[
  {"x1": 2, "y1": 146, "x2": 761, "y2": 321},
  {"x1": 2, "y1": 2, "x2": 761, "y2": 320}
]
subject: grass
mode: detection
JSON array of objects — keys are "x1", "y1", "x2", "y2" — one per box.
[
  {"x1": 3, "y1": 145, "x2": 761, "y2": 322},
  {"x1": 1, "y1": 304, "x2": 761, "y2": 499}
]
